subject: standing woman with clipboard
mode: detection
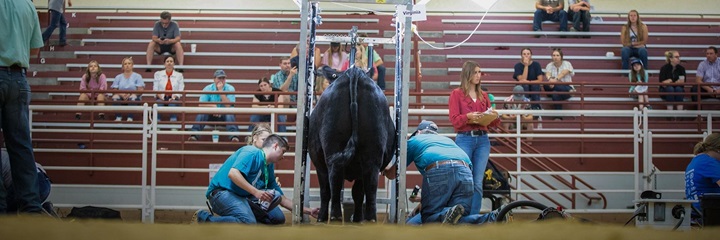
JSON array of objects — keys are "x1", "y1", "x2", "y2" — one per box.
[{"x1": 448, "y1": 61, "x2": 501, "y2": 215}]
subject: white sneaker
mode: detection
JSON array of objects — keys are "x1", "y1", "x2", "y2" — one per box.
[
  {"x1": 442, "y1": 204, "x2": 464, "y2": 225},
  {"x1": 127, "y1": 117, "x2": 133, "y2": 122},
  {"x1": 114, "y1": 116, "x2": 122, "y2": 121}
]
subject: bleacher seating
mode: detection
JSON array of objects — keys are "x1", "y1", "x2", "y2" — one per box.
[{"x1": 29, "y1": 10, "x2": 720, "y2": 195}]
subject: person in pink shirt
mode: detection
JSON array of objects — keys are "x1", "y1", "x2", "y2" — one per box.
[
  {"x1": 76, "y1": 60, "x2": 107, "y2": 120},
  {"x1": 321, "y1": 42, "x2": 348, "y2": 72}
]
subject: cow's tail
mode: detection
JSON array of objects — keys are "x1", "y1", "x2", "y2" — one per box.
[{"x1": 340, "y1": 71, "x2": 360, "y2": 163}]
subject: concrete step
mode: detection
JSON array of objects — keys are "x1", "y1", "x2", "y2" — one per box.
[{"x1": 28, "y1": 77, "x2": 59, "y2": 86}]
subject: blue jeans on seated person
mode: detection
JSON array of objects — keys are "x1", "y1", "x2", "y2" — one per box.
[
  {"x1": 112, "y1": 95, "x2": 140, "y2": 120},
  {"x1": 420, "y1": 164, "x2": 473, "y2": 223},
  {"x1": 249, "y1": 114, "x2": 287, "y2": 132},
  {"x1": 533, "y1": 9, "x2": 568, "y2": 31},
  {"x1": 568, "y1": 9, "x2": 591, "y2": 31},
  {"x1": 0, "y1": 70, "x2": 43, "y2": 213},
  {"x1": 689, "y1": 86, "x2": 714, "y2": 103},
  {"x1": 376, "y1": 65, "x2": 387, "y2": 90},
  {"x1": 621, "y1": 47, "x2": 648, "y2": 70},
  {"x1": 156, "y1": 96, "x2": 180, "y2": 121},
  {"x1": 190, "y1": 114, "x2": 239, "y2": 140},
  {"x1": 543, "y1": 84, "x2": 573, "y2": 110},
  {"x1": 195, "y1": 190, "x2": 285, "y2": 224},
  {"x1": 522, "y1": 84, "x2": 543, "y2": 110},
  {"x1": 660, "y1": 86, "x2": 685, "y2": 103},
  {"x1": 407, "y1": 207, "x2": 498, "y2": 225}
]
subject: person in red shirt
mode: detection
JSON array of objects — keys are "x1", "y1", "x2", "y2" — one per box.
[{"x1": 448, "y1": 60, "x2": 500, "y2": 215}]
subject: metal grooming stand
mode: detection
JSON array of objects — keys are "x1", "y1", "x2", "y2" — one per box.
[{"x1": 292, "y1": 0, "x2": 414, "y2": 225}]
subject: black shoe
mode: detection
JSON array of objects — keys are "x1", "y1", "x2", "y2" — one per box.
[
  {"x1": 145, "y1": 68, "x2": 152, "y2": 72},
  {"x1": 177, "y1": 69, "x2": 184, "y2": 73},
  {"x1": 98, "y1": 114, "x2": 105, "y2": 120},
  {"x1": 75, "y1": 114, "x2": 81, "y2": 120}
]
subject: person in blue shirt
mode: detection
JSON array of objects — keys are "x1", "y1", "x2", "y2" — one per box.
[
  {"x1": 685, "y1": 133, "x2": 720, "y2": 224},
  {"x1": 192, "y1": 134, "x2": 318, "y2": 224},
  {"x1": 188, "y1": 70, "x2": 240, "y2": 142},
  {"x1": 385, "y1": 120, "x2": 504, "y2": 225}
]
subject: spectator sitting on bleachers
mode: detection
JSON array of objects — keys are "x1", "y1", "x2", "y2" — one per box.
[
  {"x1": 691, "y1": 46, "x2": 720, "y2": 103},
  {"x1": 358, "y1": 33, "x2": 386, "y2": 90},
  {"x1": 270, "y1": 56, "x2": 298, "y2": 104},
  {"x1": 629, "y1": 59, "x2": 649, "y2": 110},
  {"x1": 659, "y1": 50, "x2": 686, "y2": 111},
  {"x1": 544, "y1": 48, "x2": 575, "y2": 113},
  {"x1": 567, "y1": 0, "x2": 591, "y2": 33},
  {"x1": 188, "y1": 70, "x2": 239, "y2": 142},
  {"x1": 481, "y1": 86, "x2": 496, "y2": 109},
  {"x1": 76, "y1": 60, "x2": 107, "y2": 120},
  {"x1": 145, "y1": 11, "x2": 184, "y2": 72},
  {"x1": 533, "y1": 0, "x2": 568, "y2": 34},
  {"x1": 513, "y1": 48, "x2": 543, "y2": 110},
  {"x1": 246, "y1": 123, "x2": 272, "y2": 148},
  {"x1": 111, "y1": 57, "x2": 145, "y2": 122},
  {"x1": 341, "y1": 44, "x2": 378, "y2": 81},
  {"x1": 250, "y1": 78, "x2": 287, "y2": 132},
  {"x1": 153, "y1": 55, "x2": 184, "y2": 121},
  {"x1": 321, "y1": 42, "x2": 348, "y2": 72},
  {"x1": 620, "y1": 10, "x2": 649, "y2": 70},
  {"x1": 501, "y1": 86, "x2": 534, "y2": 135}
]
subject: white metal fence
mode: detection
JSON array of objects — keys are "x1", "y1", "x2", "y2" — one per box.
[{"x1": 28, "y1": 105, "x2": 718, "y2": 223}]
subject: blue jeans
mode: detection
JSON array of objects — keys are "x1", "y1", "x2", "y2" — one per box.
[
  {"x1": 190, "y1": 114, "x2": 239, "y2": 140},
  {"x1": 249, "y1": 114, "x2": 287, "y2": 132},
  {"x1": 156, "y1": 97, "x2": 180, "y2": 121},
  {"x1": 112, "y1": 95, "x2": 141, "y2": 119},
  {"x1": 0, "y1": 69, "x2": 42, "y2": 213},
  {"x1": 42, "y1": 10, "x2": 67, "y2": 45},
  {"x1": 543, "y1": 84, "x2": 573, "y2": 110},
  {"x1": 533, "y1": 9, "x2": 568, "y2": 31},
  {"x1": 660, "y1": 86, "x2": 685, "y2": 102},
  {"x1": 407, "y1": 209, "x2": 496, "y2": 225},
  {"x1": 454, "y1": 133, "x2": 490, "y2": 215},
  {"x1": 420, "y1": 164, "x2": 473, "y2": 223},
  {"x1": 522, "y1": 84, "x2": 543, "y2": 110},
  {"x1": 376, "y1": 65, "x2": 386, "y2": 90},
  {"x1": 568, "y1": 10, "x2": 591, "y2": 31},
  {"x1": 196, "y1": 190, "x2": 285, "y2": 224},
  {"x1": 621, "y1": 47, "x2": 648, "y2": 70}
]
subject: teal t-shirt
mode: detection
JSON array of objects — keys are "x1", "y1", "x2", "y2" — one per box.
[
  {"x1": 200, "y1": 83, "x2": 236, "y2": 107},
  {"x1": 407, "y1": 134, "x2": 472, "y2": 175},
  {"x1": 206, "y1": 146, "x2": 283, "y2": 198},
  {"x1": 0, "y1": 0, "x2": 44, "y2": 68}
]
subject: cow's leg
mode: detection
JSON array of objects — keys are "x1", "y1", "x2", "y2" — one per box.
[
  {"x1": 328, "y1": 166, "x2": 345, "y2": 222},
  {"x1": 363, "y1": 167, "x2": 380, "y2": 222},
  {"x1": 351, "y1": 179, "x2": 364, "y2": 223},
  {"x1": 315, "y1": 166, "x2": 330, "y2": 223}
]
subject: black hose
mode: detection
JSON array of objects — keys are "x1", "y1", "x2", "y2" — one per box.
[
  {"x1": 496, "y1": 200, "x2": 549, "y2": 222},
  {"x1": 672, "y1": 212, "x2": 685, "y2": 231},
  {"x1": 624, "y1": 213, "x2": 639, "y2": 226}
]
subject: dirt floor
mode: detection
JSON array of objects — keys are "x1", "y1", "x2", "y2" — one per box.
[{"x1": 2, "y1": 215, "x2": 719, "y2": 240}]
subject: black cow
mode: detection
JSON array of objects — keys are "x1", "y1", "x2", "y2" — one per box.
[{"x1": 309, "y1": 67, "x2": 395, "y2": 223}]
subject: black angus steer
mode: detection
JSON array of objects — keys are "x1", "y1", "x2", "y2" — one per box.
[{"x1": 309, "y1": 67, "x2": 395, "y2": 223}]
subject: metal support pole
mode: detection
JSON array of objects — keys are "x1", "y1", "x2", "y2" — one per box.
[
  {"x1": 348, "y1": 26, "x2": 358, "y2": 67},
  {"x1": 292, "y1": 0, "x2": 312, "y2": 225},
  {"x1": 392, "y1": 1, "x2": 413, "y2": 224},
  {"x1": 146, "y1": 103, "x2": 155, "y2": 223}
]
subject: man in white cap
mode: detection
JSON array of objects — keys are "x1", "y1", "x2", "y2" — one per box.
[
  {"x1": 188, "y1": 70, "x2": 240, "y2": 142},
  {"x1": 385, "y1": 120, "x2": 504, "y2": 225}
]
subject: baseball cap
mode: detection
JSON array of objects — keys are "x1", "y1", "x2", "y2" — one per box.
[
  {"x1": 630, "y1": 58, "x2": 643, "y2": 67},
  {"x1": 416, "y1": 120, "x2": 438, "y2": 132},
  {"x1": 214, "y1": 70, "x2": 227, "y2": 78},
  {"x1": 512, "y1": 85, "x2": 525, "y2": 99}
]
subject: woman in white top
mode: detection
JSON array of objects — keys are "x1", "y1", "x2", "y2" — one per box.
[
  {"x1": 153, "y1": 55, "x2": 184, "y2": 121},
  {"x1": 544, "y1": 48, "x2": 575, "y2": 113}
]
